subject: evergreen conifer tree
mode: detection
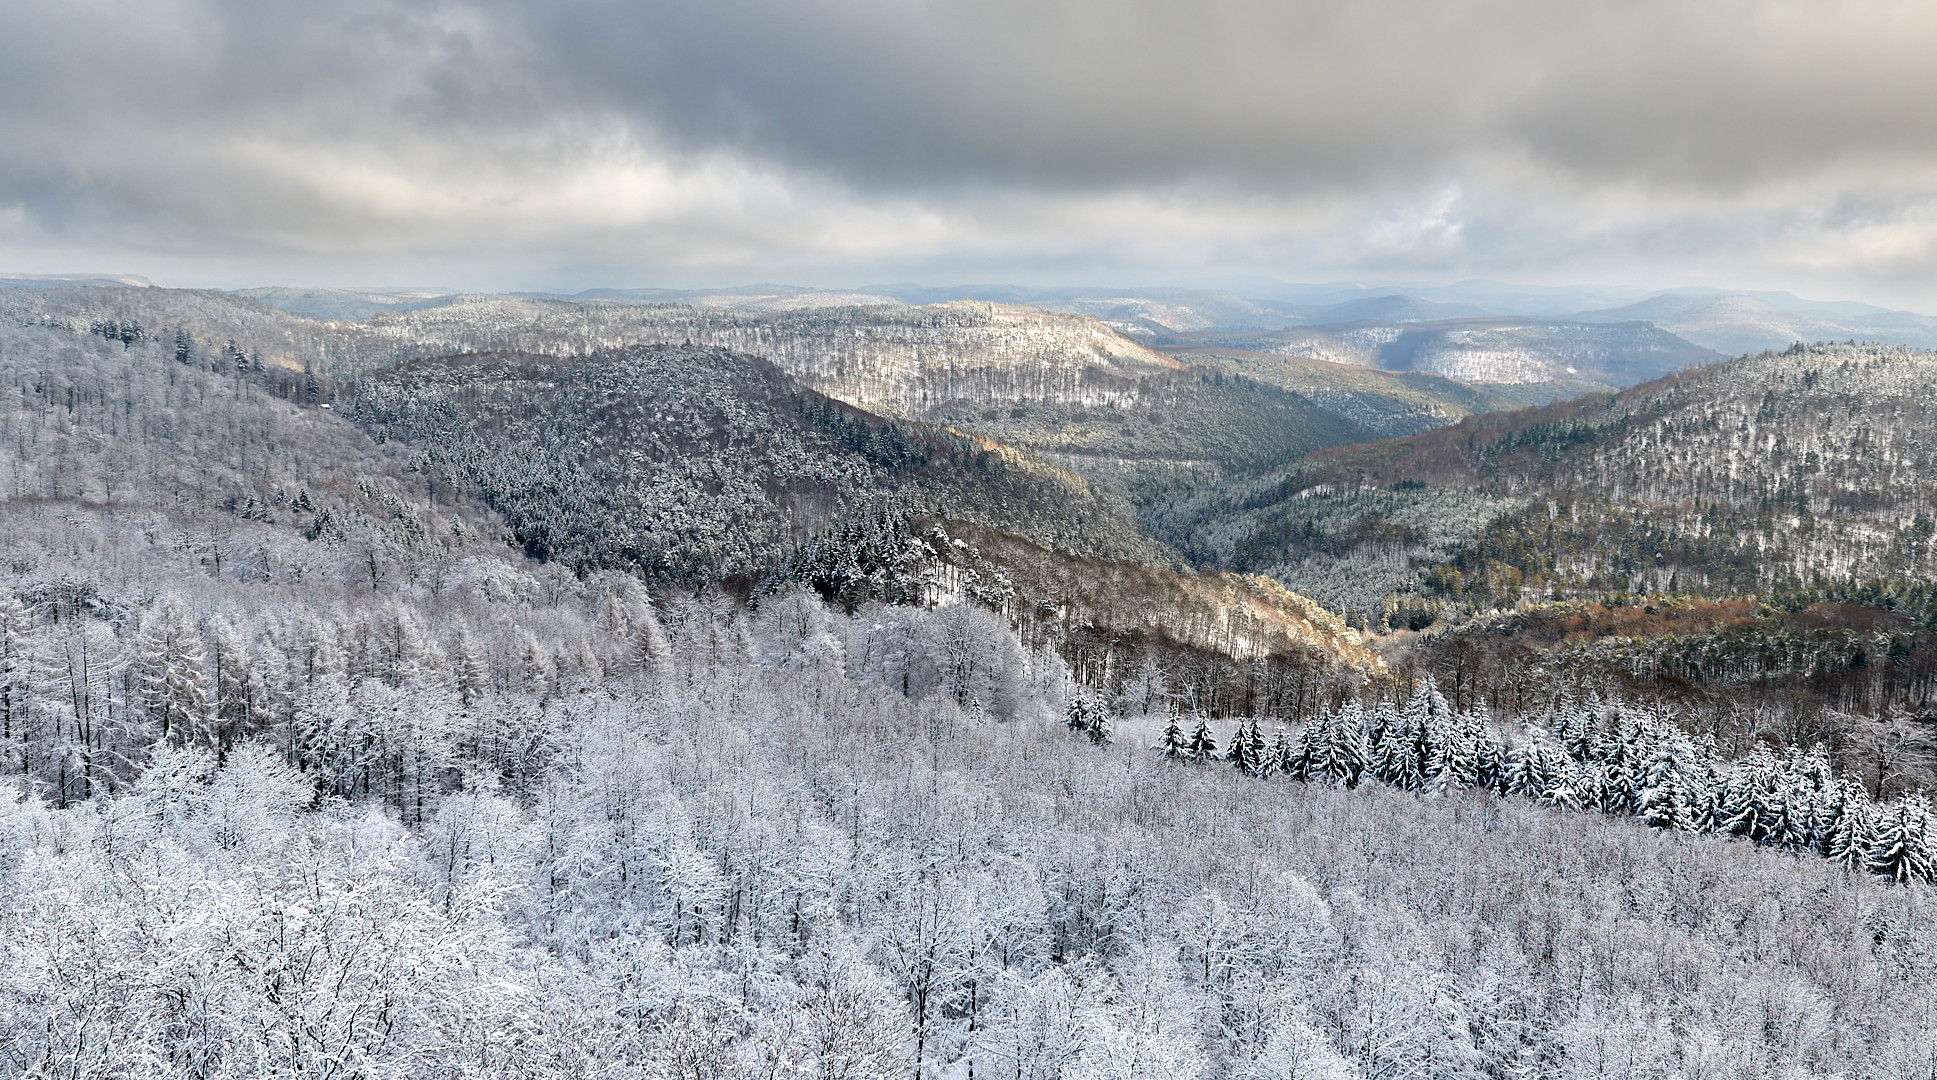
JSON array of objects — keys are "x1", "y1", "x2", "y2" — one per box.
[
  {"x1": 1065, "y1": 691, "x2": 1093, "y2": 736},
  {"x1": 1326, "y1": 702, "x2": 1369, "y2": 788},
  {"x1": 1291, "y1": 712, "x2": 1326, "y2": 781},
  {"x1": 1559, "y1": 700, "x2": 1601, "y2": 763},
  {"x1": 1868, "y1": 793, "x2": 1935, "y2": 885},
  {"x1": 1268, "y1": 728, "x2": 1295, "y2": 777},
  {"x1": 1087, "y1": 700, "x2": 1113, "y2": 746},
  {"x1": 1639, "y1": 769, "x2": 1695, "y2": 832},
  {"x1": 1539, "y1": 760, "x2": 1583, "y2": 811},
  {"x1": 1824, "y1": 780, "x2": 1875, "y2": 870},
  {"x1": 1226, "y1": 718, "x2": 1261, "y2": 776},
  {"x1": 1185, "y1": 715, "x2": 1218, "y2": 765},
  {"x1": 1154, "y1": 711, "x2": 1189, "y2": 761},
  {"x1": 1505, "y1": 727, "x2": 1546, "y2": 798}
]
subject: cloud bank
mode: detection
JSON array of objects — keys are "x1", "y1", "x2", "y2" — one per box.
[{"x1": 4, "y1": 0, "x2": 1937, "y2": 301}]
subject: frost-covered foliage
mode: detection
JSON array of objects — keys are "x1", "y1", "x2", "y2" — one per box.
[
  {"x1": 347, "y1": 299, "x2": 1375, "y2": 506},
  {"x1": 1136, "y1": 679, "x2": 1937, "y2": 886},
  {"x1": 0, "y1": 323, "x2": 492, "y2": 600},
  {"x1": 1496, "y1": 343, "x2": 1937, "y2": 593},
  {"x1": 6, "y1": 620, "x2": 1937, "y2": 1078}
]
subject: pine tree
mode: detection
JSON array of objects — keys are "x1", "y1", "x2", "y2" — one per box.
[
  {"x1": 1290, "y1": 712, "x2": 1325, "y2": 781},
  {"x1": 1062, "y1": 688, "x2": 1112, "y2": 744},
  {"x1": 1765, "y1": 785, "x2": 1814, "y2": 850},
  {"x1": 1505, "y1": 738, "x2": 1541, "y2": 798},
  {"x1": 1559, "y1": 699, "x2": 1600, "y2": 762},
  {"x1": 1225, "y1": 718, "x2": 1259, "y2": 775},
  {"x1": 1065, "y1": 691, "x2": 1094, "y2": 737},
  {"x1": 1639, "y1": 769, "x2": 1695, "y2": 832},
  {"x1": 1324, "y1": 702, "x2": 1369, "y2": 788},
  {"x1": 1241, "y1": 719, "x2": 1268, "y2": 777},
  {"x1": 1268, "y1": 728, "x2": 1295, "y2": 777},
  {"x1": 1719, "y1": 748, "x2": 1777, "y2": 842},
  {"x1": 1370, "y1": 721, "x2": 1409, "y2": 789},
  {"x1": 1687, "y1": 763, "x2": 1723, "y2": 834},
  {"x1": 1465, "y1": 705, "x2": 1508, "y2": 794},
  {"x1": 1824, "y1": 781, "x2": 1875, "y2": 871},
  {"x1": 1154, "y1": 711, "x2": 1189, "y2": 761},
  {"x1": 1365, "y1": 700, "x2": 1398, "y2": 749},
  {"x1": 1868, "y1": 793, "x2": 1935, "y2": 885},
  {"x1": 1185, "y1": 715, "x2": 1218, "y2": 765},
  {"x1": 1437, "y1": 709, "x2": 1486, "y2": 792},
  {"x1": 1539, "y1": 759, "x2": 1583, "y2": 811}
]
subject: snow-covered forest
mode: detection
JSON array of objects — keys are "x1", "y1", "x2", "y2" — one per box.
[
  {"x1": 4, "y1": 297, "x2": 1937, "y2": 1077},
  {"x1": 7, "y1": 590, "x2": 1937, "y2": 1077}
]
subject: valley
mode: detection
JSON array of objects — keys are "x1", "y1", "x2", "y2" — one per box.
[{"x1": 4, "y1": 280, "x2": 1937, "y2": 1078}]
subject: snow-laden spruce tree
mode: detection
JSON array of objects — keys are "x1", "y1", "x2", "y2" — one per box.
[
  {"x1": 1869, "y1": 793, "x2": 1936, "y2": 885},
  {"x1": 1154, "y1": 710, "x2": 1189, "y2": 761},
  {"x1": 1185, "y1": 715, "x2": 1220, "y2": 764}
]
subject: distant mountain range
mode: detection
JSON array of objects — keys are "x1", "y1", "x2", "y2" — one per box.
[{"x1": 219, "y1": 280, "x2": 1937, "y2": 390}]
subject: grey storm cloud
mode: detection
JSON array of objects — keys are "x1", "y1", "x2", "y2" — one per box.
[
  {"x1": 4, "y1": 0, "x2": 1937, "y2": 292},
  {"x1": 512, "y1": 0, "x2": 1937, "y2": 190}
]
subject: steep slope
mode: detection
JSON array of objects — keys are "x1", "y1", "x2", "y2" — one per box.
[
  {"x1": 1170, "y1": 343, "x2": 1937, "y2": 621},
  {"x1": 772, "y1": 507, "x2": 1382, "y2": 698},
  {"x1": 1163, "y1": 347, "x2": 1557, "y2": 438},
  {"x1": 0, "y1": 322, "x2": 512, "y2": 604},
  {"x1": 349, "y1": 345, "x2": 1174, "y2": 585},
  {"x1": 5, "y1": 287, "x2": 1387, "y2": 507},
  {"x1": 348, "y1": 297, "x2": 1377, "y2": 497}
]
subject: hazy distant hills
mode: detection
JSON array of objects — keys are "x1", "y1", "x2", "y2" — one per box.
[
  {"x1": 173, "y1": 275, "x2": 1937, "y2": 399},
  {"x1": 1572, "y1": 289, "x2": 1937, "y2": 355},
  {"x1": 1161, "y1": 318, "x2": 1719, "y2": 389},
  {"x1": 234, "y1": 286, "x2": 454, "y2": 323}
]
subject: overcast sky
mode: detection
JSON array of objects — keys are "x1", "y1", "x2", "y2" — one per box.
[{"x1": 5, "y1": 0, "x2": 1937, "y2": 306}]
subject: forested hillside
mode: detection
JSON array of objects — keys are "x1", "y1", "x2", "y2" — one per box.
[
  {"x1": 1157, "y1": 343, "x2": 1937, "y2": 765},
  {"x1": 0, "y1": 288, "x2": 1388, "y2": 503},
  {"x1": 1156, "y1": 317, "x2": 1720, "y2": 389},
  {"x1": 1171, "y1": 344, "x2": 1937, "y2": 609},
  {"x1": 349, "y1": 344, "x2": 1171, "y2": 582},
  {"x1": 5, "y1": 295, "x2": 1937, "y2": 1078},
  {"x1": 350, "y1": 298, "x2": 1376, "y2": 499},
  {"x1": 1159, "y1": 348, "x2": 1551, "y2": 438}
]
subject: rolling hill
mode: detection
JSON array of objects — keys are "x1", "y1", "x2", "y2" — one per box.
[
  {"x1": 1573, "y1": 289, "x2": 1937, "y2": 355},
  {"x1": 1, "y1": 286, "x2": 1387, "y2": 507},
  {"x1": 1170, "y1": 342, "x2": 1937, "y2": 610},
  {"x1": 1157, "y1": 317, "x2": 1721, "y2": 389}
]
